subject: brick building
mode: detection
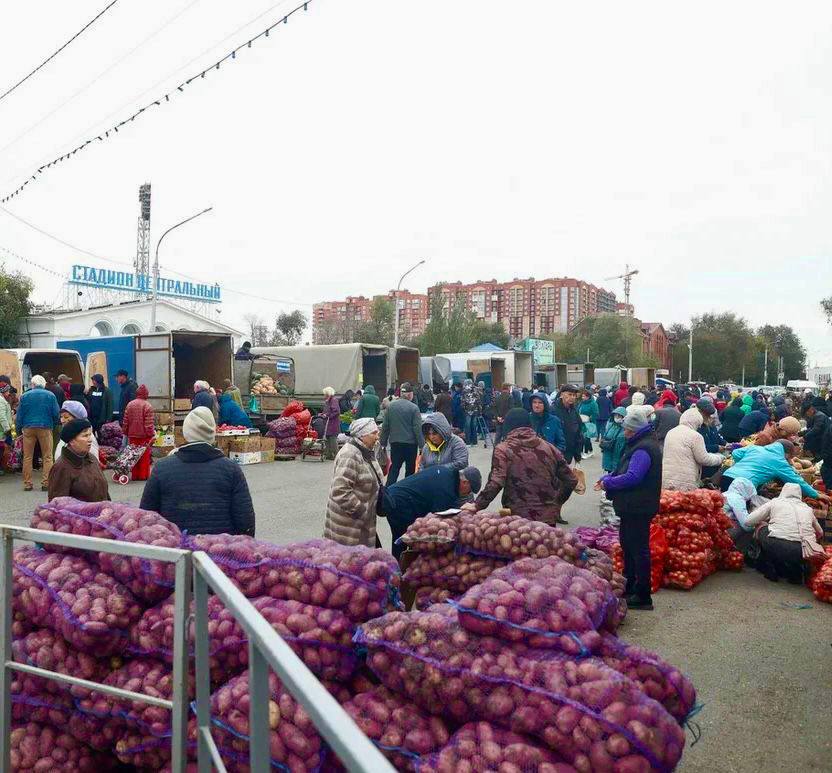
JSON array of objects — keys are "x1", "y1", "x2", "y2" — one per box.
[
  {"x1": 640, "y1": 322, "x2": 670, "y2": 370},
  {"x1": 427, "y1": 277, "x2": 619, "y2": 339},
  {"x1": 312, "y1": 290, "x2": 428, "y2": 343}
]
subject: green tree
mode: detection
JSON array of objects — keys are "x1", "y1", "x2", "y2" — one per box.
[
  {"x1": 746, "y1": 325, "x2": 806, "y2": 384},
  {"x1": 540, "y1": 315, "x2": 659, "y2": 368},
  {"x1": 409, "y1": 294, "x2": 509, "y2": 355},
  {"x1": 269, "y1": 310, "x2": 307, "y2": 345},
  {"x1": 676, "y1": 312, "x2": 755, "y2": 383},
  {"x1": 0, "y1": 266, "x2": 33, "y2": 347},
  {"x1": 354, "y1": 298, "x2": 395, "y2": 346}
]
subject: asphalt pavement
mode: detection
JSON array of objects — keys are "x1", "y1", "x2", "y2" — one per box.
[{"x1": 1, "y1": 440, "x2": 829, "y2": 772}]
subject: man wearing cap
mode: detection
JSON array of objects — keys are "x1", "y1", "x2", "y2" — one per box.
[
  {"x1": 379, "y1": 381, "x2": 424, "y2": 484},
  {"x1": 140, "y1": 407, "x2": 255, "y2": 536},
  {"x1": 595, "y1": 411, "x2": 663, "y2": 610},
  {"x1": 48, "y1": 419, "x2": 110, "y2": 502},
  {"x1": 381, "y1": 464, "x2": 482, "y2": 560},
  {"x1": 115, "y1": 370, "x2": 138, "y2": 422},
  {"x1": 463, "y1": 408, "x2": 577, "y2": 525}
]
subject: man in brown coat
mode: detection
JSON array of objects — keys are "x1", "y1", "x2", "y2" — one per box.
[{"x1": 462, "y1": 408, "x2": 577, "y2": 524}]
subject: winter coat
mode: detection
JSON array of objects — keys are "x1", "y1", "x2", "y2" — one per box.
[
  {"x1": 140, "y1": 442, "x2": 256, "y2": 536},
  {"x1": 578, "y1": 397, "x2": 598, "y2": 423},
  {"x1": 117, "y1": 379, "x2": 138, "y2": 417},
  {"x1": 434, "y1": 392, "x2": 453, "y2": 425},
  {"x1": 474, "y1": 427, "x2": 577, "y2": 525},
  {"x1": 550, "y1": 396, "x2": 584, "y2": 461},
  {"x1": 380, "y1": 395, "x2": 424, "y2": 447},
  {"x1": 420, "y1": 412, "x2": 469, "y2": 471},
  {"x1": 723, "y1": 477, "x2": 762, "y2": 531},
  {"x1": 661, "y1": 408, "x2": 723, "y2": 491},
  {"x1": 602, "y1": 424, "x2": 663, "y2": 516},
  {"x1": 625, "y1": 392, "x2": 654, "y2": 421},
  {"x1": 655, "y1": 389, "x2": 678, "y2": 409},
  {"x1": 529, "y1": 394, "x2": 566, "y2": 452},
  {"x1": 15, "y1": 388, "x2": 60, "y2": 433},
  {"x1": 321, "y1": 395, "x2": 341, "y2": 437},
  {"x1": 218, "y1": 393, "x2": 253, "y2": 428},
  {"x1": 803, "y1": 411, "x2": 828, "y2": 456},
  {"x1": 462, "y1": 382, "x2": 481, "y2": 416},
  {"x1": 86, "y1": 386, "x2": 113, "y2": 427},
  {"x1": 720, "y1": 403, "x2": 745, "y2": 442},
  {"x1": 192, "y1": 389, "x2": 217, "y2": 417},
  {"x1": 652, "y1": 406, "x2": 680, "y2": 444},
  {"x1": 596, "y1": 391, "x2": 612, "y2": 421},
  {"x1": 600, "y1": 410, "x2": 627, "y2": 472},
  {"x1": 745, "y1": 483, "x2": 825, "y2": 558},
  {"x1": 0, "y1": 394, "x2": 11, "y2": 435},
  {"x1": 122, "y1": 398, "x2": 155, "y2": 440},
  {"x1": 55, "y1": 434, "x2": 99, "y2": 463},
  {"x1": 355, "y1": 385, "x2": 381, "y2": 419},
  {"x1": 323, "y1": 439, "x2": 383, "y2": 547},
  {"x1": 725, "y1": 442, "x2": 819, "y2": 498},
  {"x1": 48, "y1": 446, "x2": 111, "y2": 503},
  {"x1": 698, "y1": 423, "x2": 725, "y2": 453},
  {"x1": 612, "y1": 382, "x2": 630, "y2": 408},
  {"x1": 384, "y1": 467, "x2": 463, "y2": 541},
  {"x1": 740, "y1": 394, "x2": 753, "y2": 415},
  {"x1": 738, "y1": 410, "x2": 769, "y2": 437}
]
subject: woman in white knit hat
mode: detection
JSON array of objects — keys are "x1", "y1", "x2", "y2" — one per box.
[{"x1": 140, "y1": 407, "x2": 255, "y2": 536}]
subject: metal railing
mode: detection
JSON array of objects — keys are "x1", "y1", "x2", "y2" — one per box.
[{"x1": 0, "y1": 525, "x2": 395, "y2": 773}]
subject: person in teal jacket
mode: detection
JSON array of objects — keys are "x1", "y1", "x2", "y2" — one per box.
[
  {"x1": 578, "y1": 390, "x2": 599, "y2": 456},
  {"x1": 355, "y1": 385, "x2": 381, "y2": 419},
  {"x1": 600, "y1": 407, "x2": 627, "y2": 473},
  {"x1": 529, "y1": 393, "x2": 566, "y2": 453},
  {"x1": 217, "y1": 392, "x2": 252, "y2": 428},
  {"x1": 740, "y1": 394, "x2": 753, "y2": 416},
  {"x1": 720, "y1": 439, "x2": 828, "y2": 501}
]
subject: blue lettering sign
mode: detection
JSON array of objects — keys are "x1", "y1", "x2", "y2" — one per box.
[{"x1": 68, "y1": 264, "x2": 221, "y2": 303}]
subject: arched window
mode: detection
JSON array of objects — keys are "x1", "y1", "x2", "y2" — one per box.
[
  {"x1": 90, "y1": 320, "x2": 114, "y2": 337},
  {"x1": 121, "y1": 323, "x2": 142, "y2": 335},
  {"x1": 153, "y1": 323, "x2": 169, "y2": 332}
]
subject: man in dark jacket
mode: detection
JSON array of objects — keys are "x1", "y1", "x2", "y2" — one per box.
[
  {"x1": 380, "y1": 383, "x2": 424, "y2": 484},
  {"x1": 652, "y1": 405, "x2": 680, "y2": 446},
  {"x1": 493, "y1": 384, "x2": 514, "y2": 444},
  {"x1": 382, "y1": 464, "x2": 481, "y2": 559},
  {"x1": 801, "y1": 400, "x2": 828, "y2": 458},
  {"x1": 42, "y1": 372, "x2": 65, "y2": 408},
  {"x1": 86, "y1": 374, "x2": 113, "y2": 433},
  {"x1": 597, "y1": 411, "x2": 662, "y2": 610},
  {"x1": 595, "y1": 388, "x2": 612, "y2": 440},
  {"x1": 551, "y1": 384, "x2": 583, "y2": 464},
  {"x1": 433, "y1": 387, "x2": 453, "y2": 427},
  {"x1": 115, "y1": 370, "x2": 138, "y2": 420},
  {"x1": 235, "y1": 341, "x2": 255, "y2": 360},
  {"x1": 140, "y1": 407, "x2": 255, "y2": 535}
]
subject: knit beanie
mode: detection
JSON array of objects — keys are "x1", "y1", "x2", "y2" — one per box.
[
  {"x1": 60, "y1": 418, "x2": 92, "y2": 444},
  {"x1": 503, "y1": 408, "x2": 532, "y2": 436},
  {"x1": 183, "y1": 406, "x2": 216, "y2": 444},
  {"x1": 623, "y1": 412, "x2": 650, "y2": 432}
]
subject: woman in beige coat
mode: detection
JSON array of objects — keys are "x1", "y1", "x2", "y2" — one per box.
[
  {"x1": 661, "y1": 407, "x2": 723, "y2": 491},
  {"x1": 324, "y1": 418, "x2": 383, "y2": 547}
]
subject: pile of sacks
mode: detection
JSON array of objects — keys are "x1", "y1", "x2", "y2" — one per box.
[{"x1": 266, "y1": 400, "x2": 316, "y2": 454}]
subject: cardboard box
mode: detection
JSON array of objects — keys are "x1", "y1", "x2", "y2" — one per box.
[
  {"x1": 173, "y1": 399, "x2": 192, "y2": 411},
  {"x1": 228, "y1": 436, "x2": 262, "y2": 453},
  {"x1": 229, "y1": 451, "x2": 261, "y2": 465},
  {"x1": 260, "y1": 450, "x2": 275, "y2": 463},
  {"x1": 259, "y1": 437, "x2": 276, "y2": 453},
  {"x1": 216, "y1": 436, "x2": 234, "y2": 454}
]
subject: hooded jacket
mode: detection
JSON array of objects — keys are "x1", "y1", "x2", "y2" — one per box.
[
  {"x1": 600, "y1": 408, "x2": 627, "y2": 472},
  {"x1": 625, "y1": 391, "x2": 654, "y2": 421},
  {"x1": 474, "y1": 427, "x2": 577, "y2": 524},
  {"x1": 550, "y1": 395, "x2": 583, "y2": 461},
  {"x1": 725, "y1": 442, "x2": 819, "y2": 498},
  {"x1": 661, "y1": 407, "x2": 723, "y2": 491},
  {"x1": 140, "y1": 442, "x2": 256, "y2": 535},
  {"x1": 738, "y1": 410, "x2": 769, "y2": 437},
  {"x1": 740, "y1": 394, "x2": 753, "y2": 415},
  {"x1": 529, "y1": 394, "x2": 566, "y2": 452},
  {"x1": 612, "y1": 382, "x2": 630, "y2": 408},
  {"x1": 745, "y1": 483, "x2": 825, "y2": 558},
  {"x1": 720, "y1": 399, "x2": 745, "y2": 442},
  {"x1": 578, "y1": 396, "x2": 598, "y2": 423},
  {"x1": 420, "y1": 412, "x2": 469, "y2": 471},
  {"x1": 122, "y1": 388, "x2": 155, "y2": 439},
  {"x1": 218, "y1": 392, "x2": 253, "y2": 428},
  {"x1": 596, "y1": 390, "x2": 612, "y2": 421},
  {"x1": 723, "y1": 477, "x2": 761, "y2": 531},
  {"x1": 355, "y1": 385, "x2": 381, "y2": 419}
]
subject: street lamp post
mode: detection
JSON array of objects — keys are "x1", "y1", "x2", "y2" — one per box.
[
  {"x1": 392, "y1": 259, "x2": 425, "y2": 348},
  {"x1": 150, "y1": 206, "x2": 213, "y2": 331},
  {"x1": 687, "y1": 328, "x2": 693, "y2": 383}
]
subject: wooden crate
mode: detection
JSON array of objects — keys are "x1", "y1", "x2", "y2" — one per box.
[{"x1": 259, "y1": 395, "x2": 289, "y2": 413}]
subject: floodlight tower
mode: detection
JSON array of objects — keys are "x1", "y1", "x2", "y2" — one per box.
[{"x1": 135, "y1": 183, "x2": 151, "y2": 295}]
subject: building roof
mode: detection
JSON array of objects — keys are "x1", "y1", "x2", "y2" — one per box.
[
  {"x1": 641, "y1": 322, "x2": 666, "y2": 334},
  {"x1": 470, "y1": 343, "x2": 506, "y2": 352}
]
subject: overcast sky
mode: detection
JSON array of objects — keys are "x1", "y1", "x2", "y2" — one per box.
[{"x1": 1, "y1": 0, "x2": 831, "y2": 363}]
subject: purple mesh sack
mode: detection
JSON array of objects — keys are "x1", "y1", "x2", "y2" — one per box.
[
  {"x1": 419, "y1": 721, "x2": 575, "y2": 773},
  {"x1": 11, "y1": 689, "x2": 75, "y2": 728},
  {"x1": 355, "y1": 607, "x2": 686, "y2": 772},
  {"x1": 30, "y1": 498, "x2": 182, "y2": 603},
  {"x1": 12, "y1": 548, "x2": 142, "y2": 655},
  {"x1": 208, "y1": 670, "x2": 325, "y2": 772},
  {"x1": 458, "y1": 514, "x2": 587, "y2": 564},
  {"x1": 267, "y1": 416, "x2": 298, "y2": 439},
  {"x1": 572, "y1": 527, "x2": 601, "y2": 549},
  {"x1": 11, "y1": 721, "x2": 114, "y2": 772},
  {"x1": 129, "y1": 595, "x2": 357, "y2": 684},
  {"x1": 184, "y1": 535, "x2": 401, "y2": 623},
  {"x1": 98, "y1": 421, "x2": 123, "y2": 448},
  {"x1": 450, "y1": 558, "x2": 623, "y2": 656},
  {"x1": 399, "y1": 514, "x2": 461, "y2": 552},
  {"x1": 576, "y1": 548, "x2": 627, "y2": 599},
  {"x1": 413, "y1": 586, "x2": 456, "y2": 611},
  {"x1": 402, "y1": 550, "x2": 508, "y2": 593}
]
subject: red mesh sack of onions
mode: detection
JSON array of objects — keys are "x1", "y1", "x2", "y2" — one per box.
[
  {"x1": 450, "y1": 557, "x2": 623, "y2": 656},
  {"x1": 184, "y1": 534, "x2": 401, "y2": 622},
  {"x1": 12, "y1": 548, "x2": 142, "y2": 655},
  {"x1": 208, "y1": 670, "x2": 324, "y2": 772},
  {"x1": 327, "y1": 686, "x2": 451, "y2": 771},
  {"x1": 30, "y1": 498, "x2": 182, "y2": 603},
  {"x1": 12, "y1": 628, "x2": 114, "y2": 698},
  {"x1": 399, "y1": 514, "x2": 461, "y2": 552},
  {"x1": 355, "y1": 606, "x2": 685, "y2": 772},
  {"x1": 129, "y1": 594, "x2": 357, "y2": 685},
  {"x1": 74, "y1": 657, "x2": 192, "y2": 739},
  {"x1": 419, "y1": 721, "x2": 576, "y2": 773},
  {"x1": 403, "y1": 550, "x2": 508, "y2": 593},
  {"x1": 458, "y1": 514, "x2": 586, "y2": 563},
  {"x1": 11, "y1": 721, "x2": 113, "y2": 773}
]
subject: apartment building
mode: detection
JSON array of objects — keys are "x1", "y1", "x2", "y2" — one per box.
[{"x1": 312, "y1": 290, "x2": 428, "y2": 343}]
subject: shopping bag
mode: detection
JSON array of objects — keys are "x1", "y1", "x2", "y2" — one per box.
[{"x1": 573, "y1": 468, "x2": 587, "y2": 495}]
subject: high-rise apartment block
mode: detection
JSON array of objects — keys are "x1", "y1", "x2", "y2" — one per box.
[{"x1": 312, "y1": 290, "x2": 428, "y2": 343}]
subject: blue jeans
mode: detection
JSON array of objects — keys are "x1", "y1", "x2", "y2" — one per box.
[{"x1": 464, "y1": 414, "x2": 477, "y2": 445}]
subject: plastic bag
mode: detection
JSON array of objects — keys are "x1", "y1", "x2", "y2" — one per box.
[
  {"x1": 451, "y1": 558, "x2": 623, "y2": 655},
  {"x1": 12, "y1": 548, "x2": 143, "y2": 655},
  {"x1": 184, "y1": 535, "x2": 401, "y2": 623},
  {"x1": 355, "y1": 606, "x2": 685, "y2": 772},
  {"x1": 399, "y1": 514, "x2": 461, "y2": 552},
  {"x1": 402, "y1": 550, "x2": 508, "y2": 593}
]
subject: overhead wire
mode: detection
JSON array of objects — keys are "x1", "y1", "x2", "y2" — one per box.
[
  {"x1": 0, "y1": 0, "x2": 122, "y2": 105},
  {"x1": 0, "y1": 0, "x2": 314, "y2": 203}
]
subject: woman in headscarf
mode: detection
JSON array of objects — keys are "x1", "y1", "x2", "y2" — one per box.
[
  {"x1": 122, "y1": 384, "x2": 156, "y2": 481},
  {"x1": 324, "y1": 418, "x2": 384, "y2": 547}
]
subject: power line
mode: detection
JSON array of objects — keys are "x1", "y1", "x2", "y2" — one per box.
[
  {"x1": 0, "y1": 0, "x2": 314, "y2": 204},
  {"x1": 0, "y1": 0, "x2": 122, "y2": 105},
  {"x1": 0, "y1": 243, "x2": 68, "y2": 280}
]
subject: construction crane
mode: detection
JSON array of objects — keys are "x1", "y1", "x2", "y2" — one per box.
[{"x1": 604, "y1": 264, "x2": 639, "y2": 314}]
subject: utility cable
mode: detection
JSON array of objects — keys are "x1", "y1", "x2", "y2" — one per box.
[{"x1": 0, "y1": 0, "x2": 122, "y2": 105}]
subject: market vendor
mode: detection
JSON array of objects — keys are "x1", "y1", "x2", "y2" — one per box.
[
  {"x1": 218, "y1": 391, "x2": 252, "y2": 429},
  {"x1": 720, "y1": 440, "x2": 830, "y2": 502},
  {"x1": 381, "y1": 464, "x2": 482, "y2": 559},
  {"x1": 754, "y1": 416, "x2": 800, "y2": 447},
  {"x1": 800, "y1": 399, "x2": 828, "y2": 458},
  {"x1": 420, "y1": 412, "x2": 469, "y2": 471},
  {"x1": 723, "y1": 477, "x2": 766, "y2": 557},
  {"x1": 738, "y1": 407, "x2": 770, "y2": 438}
]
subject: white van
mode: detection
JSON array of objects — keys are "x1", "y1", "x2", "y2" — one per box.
[{"x1": 0, "y1": 348, "x2": 106, "y2": 395}]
